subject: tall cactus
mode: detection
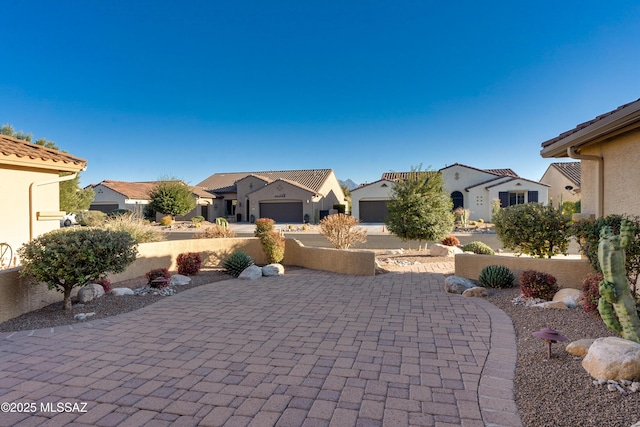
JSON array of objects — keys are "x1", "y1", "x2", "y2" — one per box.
[{"x1": 597, "y1": 220, "x2": 640, "y2": 343}]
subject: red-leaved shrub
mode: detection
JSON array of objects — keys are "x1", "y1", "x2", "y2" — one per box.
[
  {"x1": 177, "y1": 252, "x2": 202, "y2": 276},
  {"x1": 441, "y1": 235, "x2": 460, "y2": 247},
  {"x1": 519, "y1": 270, "x2": 558, "y2": 301},
  {"x1": 582, "y1": 273, "x2": 603, "y2": 316},
  {"x1": 94, "y1": 278, "x2": 112, "y2": 293},
  {"x1": 146, "y1": 268, "x2": 170, "y2": 287}
]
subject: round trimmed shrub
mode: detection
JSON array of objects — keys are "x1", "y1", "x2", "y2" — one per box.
[
  {"x1": 146, "y1": 268, "x2": 170, "y2": 287},
  {"x1": 478, "y1": 265, "x2": 515, "y2": 288},
  {"x1": 462, "y1": 241, "x2": 495, "y2": 255},
  {"x1": 519, "y1": 270, "x2": 558, "y2": 300},
  {"x1": 441, "y1": 235, "x2": 460, "y2": 247},
  {"x1": 177, "y1": 252, "x2": 202, "y2": 276}
]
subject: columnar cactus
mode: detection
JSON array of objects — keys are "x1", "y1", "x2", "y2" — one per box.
[{"x1": 597, "y1": 220, "x2": 640, "y2": 343}]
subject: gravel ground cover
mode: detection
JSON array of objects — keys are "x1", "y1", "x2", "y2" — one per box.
[{"x1": 2, "y1": 250, "x2": 640, "y2": 426}]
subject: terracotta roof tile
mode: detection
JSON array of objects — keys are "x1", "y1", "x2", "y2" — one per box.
[
  {"x1": 94, "y1": 180, "x2": 217, "y2": 200},
  {"x1": 0, "y1": 134, "x2": 87, "y2": 171}
]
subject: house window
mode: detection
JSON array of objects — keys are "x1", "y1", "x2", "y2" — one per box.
[
  {"x1": 499, "y1": 191, "x2": 538, "y2": 207},
  {"x1": 509, "y1": 192, "x2": 525, "y2": 206}
]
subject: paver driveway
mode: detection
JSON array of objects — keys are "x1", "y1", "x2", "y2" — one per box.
[{"x1": 0, "y1": 265, "x2": 521, "y2": 426}]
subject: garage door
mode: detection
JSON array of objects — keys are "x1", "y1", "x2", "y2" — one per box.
[
  {"x1": 359, "y1": 200, "x2": 388, "y2": 223},
  {"x1": 259, "y1": 202, "x2": 303, "y2": 223},
  {"x1": 89, "y1": 203, "x2": 119, "y2": 214}
]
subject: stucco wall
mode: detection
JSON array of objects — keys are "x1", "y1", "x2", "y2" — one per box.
[
  {"x1": 0, "y1": 165, "x2": 63, "y2": 260},
  {"x1": 580, "y1": 129, "x2": 640, "y2": 217},
  {"x1": 454, "y1": 253, "x2": 594, "y2": 289},
  {"x1": 0, "y1": 237, "x2": 375, "y2": 323},
  {"x1": 540, "y1": 166, "x2": 580, "y2": 206},
  {"x1": 248, "y1": 181, "x2": 314, "y2": 223}
]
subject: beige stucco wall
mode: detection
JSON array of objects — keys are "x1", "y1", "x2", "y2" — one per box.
[
  {"x1": 0, "y1": 236, "x2": 375, "y2": 323},
  {"x1": 0, "y1": 165, "x2": 63, "y2": 262},
  {"x1": 454, "y1": 253, "x2": 594, "y2": 289},
  {"x1": 580, "y1": 129, "x2": 640, "y2": 217},
  {"x1": 540, "y1": 166, "x2": 580, "y2": 207},
  {"x1": 350, "y1": 180, "x2": 395, "y2": 220}
]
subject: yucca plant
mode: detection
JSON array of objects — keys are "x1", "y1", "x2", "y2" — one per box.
[
  {"x1": 222, "y1": 251, "x2": 254, "y2": 277},
  {"x1": 478, "y1": 265, "x2": 515, "y2": 289}
]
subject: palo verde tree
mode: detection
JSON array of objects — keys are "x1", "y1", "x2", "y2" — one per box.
[
  {"x1": 18, "y1": 228, "x2": 138, "y2": 310},
  {"x1": 384, "y1": 166, "x2": 454, "y2": 249},
  {"x1": 148, "y1": 177, "x2": 196, "y2": 219},
  {"x1": 1, "y1": 123, "x2": 94, "y2": 212}
]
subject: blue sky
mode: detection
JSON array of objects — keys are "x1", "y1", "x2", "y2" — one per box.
[{"x1": 2, "y1": 1, "x2": 639, "y2": 188}]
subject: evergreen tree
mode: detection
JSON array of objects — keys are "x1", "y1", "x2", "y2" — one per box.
[
  {"x1": 384, "y1": 166, "x2": 454, "y2": 249},
  {"x1": 148, "y1": 178, "x2": 196, "y2": 218}
]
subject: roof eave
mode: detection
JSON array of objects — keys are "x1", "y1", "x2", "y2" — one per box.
[
  {"x1": 540, "y1": 103, "x2": 640, "y2": 158},
  {"x1": 0, "y1": 156, "x2": 87, "y2": 173}
]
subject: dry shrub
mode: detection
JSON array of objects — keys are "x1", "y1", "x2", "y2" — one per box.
[
  {"x1": 319, "y1": 213, "x2": 367, "y2": 249},
  {"x1": 201, "y1": 224, "x2": 237, "y2": 238}
]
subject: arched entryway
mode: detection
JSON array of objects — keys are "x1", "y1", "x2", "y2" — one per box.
[{"x1": 451, "y1": 191, "x2": 464, "y2": 209}]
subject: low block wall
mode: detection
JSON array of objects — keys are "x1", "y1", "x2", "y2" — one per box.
[
  {"x1": 0, "y1": 237, "x2": 376, "y2": 323},
  {"x1": 454, "y1": 253, "x2": 594, "y2": 289}
]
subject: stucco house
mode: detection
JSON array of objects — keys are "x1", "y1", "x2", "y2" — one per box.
[
  {"x1": 540, "y1": 98, "x2": 640, "y2": 218},
  {"x1": 88, "y1": 180, "x2": 216, "y2": 220},
  {"x1": 197, "y1": 169, "x2": 346, "y2": 223},
  {"x1": 0, "y1": 135, "x2": 87, "y2": 261},
  {"x1": 351, "y1": 163, "x2": 549, "y2": 222},
  {"x1": 539, "y1": 162, "x2": 581, "y2": 207}
]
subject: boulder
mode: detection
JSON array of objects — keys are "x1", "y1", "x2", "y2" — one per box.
[
  {"x1": 77, "y1": 284, "x2": 105, "y2": 303},
  {"x1": 552, "y1": 288, "x2": 584, "y2": 308},
  {"x1": 533, "y1": 301, "x2": 568, "y2": 310},
  {"x1": 239, "y1": 265, "x2": 262, "y2": 280},
  {"x1": 263, "y1": 264, "x2": 285, "y2": 276},
  {"x1": 444, "y1": 276, "x2": 476, "y2": 294},
  {"x1": 462, "y1": 286, "x2": 488, "y2": 298},
  {"x1": 582, "y1": 337, "x2": 640, "y2": 380},
  {"x1": 111, "y1": 288, "x2": 134, "y2": 296},
  {"x1": 566, "y1": 339, "x2": 596, "y2": 357},
  {"x1": 170, "y1": 274, "x2": 192, "y2": 286},
  {"x1": 430, "y1": 244, "x2": 463, "y2": 257},
  {"x1": 74, "y1": 312, "x2": 95, "y2": 321}
]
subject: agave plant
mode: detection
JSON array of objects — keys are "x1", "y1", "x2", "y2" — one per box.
[
  {"x1": 478, "y1": 264, "x2": 515, "y2": 289},
  {"x1": 222, "y1": 251, "x2": 254, "y2": 277}
]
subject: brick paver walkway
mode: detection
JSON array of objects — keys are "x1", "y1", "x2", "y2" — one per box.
[{"x1": 0, "y1": 266, "x2": 521, "y2": 427}]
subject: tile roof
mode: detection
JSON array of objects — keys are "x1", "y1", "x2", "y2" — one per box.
[
  {"x1": 438, "y1": 163, "x2": 519, "y2": 177},
  {"x1": 380, "y1": 171, "x2": 438, "y2": 181},
  {"x1": 0, "y1": 134, "x2": 87, "y2": 171},
  {"x1": 94, "y1": 180, "x2": 217, "y2": 200},
  {"x1": 197, "y1": 169, "x2": 333, "y2": 193},
  {"x1": 541, "y1": 98, "x2": 640, "y2": 148},
  {"x1": 551, "y1": 162, "x2": 581, "y2": 187}
]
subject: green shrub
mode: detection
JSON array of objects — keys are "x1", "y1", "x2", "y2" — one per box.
[
  {"x1": 441, "y1": 235, "x2": 460, "y2": 247},
  {"x1": 18, "y1": 228, "x2": 138, "y2": 310},
  {"x1": 254, "y1": 218, "x2": 276, "y2": 237},
  {"x1": 462, "y1": 241, "x2": 495, "y2": 255},
  {"x1": 76, "y1": 210, "x2": 107, "y2": 227},
  {"x1": 191, "y1": 216, "x2": 205, "y2": 228},
  {"x1": 478, "y1": 265, "x2": 515, "y2": 289},
  {"x1": 108, "y1": 208, "x2": 133, "y2": 217},
  {"x1": 519, "y1": 270, "x2": 558, "y2": 300},
  {"x1": 102, "y1": 213, "x2": 164, "y2": 243},
  {"x1": 493, "y1": 203, "x2": 570, "y2": 258},
  {"x1": 333, "y1": 204, "x2": 346, "y2": 214},
  {"x1": 582, "y1": 273, "x2": 603, "y2": 317},
  {"x1": 177, "y1": 252, "x2": 202, "y2": 276},
  {"x1": 146, "y1": 268, "x2": 170, "y2": 287},
  {"x1": 260, "y1": 231, "x2": 285, "y2": 264},
  {"x1": 571, "y1": 214, "x2": 640, "y2": 297},
  {"x1": 223, "y1": 251, "x2": 254, "y2": 277}
]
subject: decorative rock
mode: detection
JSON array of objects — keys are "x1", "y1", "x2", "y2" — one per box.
[
  {"x1": 170, "y1": 274, "x2": 192, "y2": 286},
  {"x1": 77, "y1": 286, "x2": 97, "y2": 303},
  {"x1": 239, "y1": 265, "x2": 262, "y2": 280},
  {"x1": 566, "y1": 339, "x2": 595, "y2": 357},
  {"x1": 262, "y1": 263, "x2": 285, "y2": 276},
  {"x1": 111, "y1": 288, "x2": 134, "y2": 296},
  {"x1": 533, "y1": 301, "x2": 568, "y2": 310},
  {"x1": 384, "y1": 249, "x2": 404, "y2": 255},
  {"x1": 582, "y1": 337, "x2": 640, "y2": 380},
  {"x1": 430, "y1": 244, "x2": 463, "y2": 257},
  {"x1": 74, "y1": 312, "x2": 95, "y2": 321},
  {"x1": 462, "y1": 286, "x2": 488, "y2": 298},
  {"x1": 444, "y1": 276, "x2": 476, "y2": 294},
  {"x1": 552, "y1": 288, "x2": 584, "y2": 308}
]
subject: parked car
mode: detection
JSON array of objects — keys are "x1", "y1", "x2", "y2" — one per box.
[{"x1": 60, "y1": 213, "x2": 77, "y2": 227}]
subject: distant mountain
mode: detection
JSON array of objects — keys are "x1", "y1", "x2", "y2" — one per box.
[{"x1": 339, "y1": 179, "x2": 359, "y2": 190}]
